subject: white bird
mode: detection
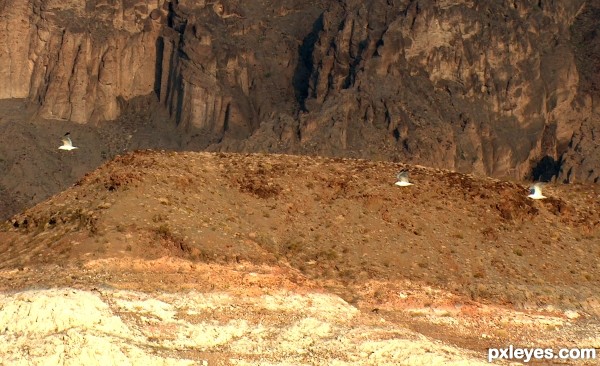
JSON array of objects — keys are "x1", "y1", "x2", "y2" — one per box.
[
  {"x1": 58, "y1": 132, "x2": 78, "y2": 151},
  {"x1": 527, "y1": 182, "x2": 546, "y2": 200},
  {"x1": 395, "y1": 169, "x2": 414, "y2": 187}
]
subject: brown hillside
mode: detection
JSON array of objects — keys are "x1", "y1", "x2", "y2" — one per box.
[{"x1": 1, "y1": 150, "x2": 600, "y2": 363}]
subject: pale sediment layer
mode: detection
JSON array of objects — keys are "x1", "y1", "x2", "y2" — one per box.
[{"x1": 0, "y1": 287, "x2": 491, "y2": 366}]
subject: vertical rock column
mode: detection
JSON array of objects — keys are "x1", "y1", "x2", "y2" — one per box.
[{"x1": 0, "y1": 0, "x2": 36, "y2": 98}]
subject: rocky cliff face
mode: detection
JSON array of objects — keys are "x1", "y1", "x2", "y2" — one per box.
[
  {"x1": 0, "y1": 0, "x2": 165, "y2": 123},
  {"x1": 293, "y1": 0, "x2": 599, "y2": 182},
  {"x1": 1, "y1": 0, "x2": 599, "y2": 184},
  {"x1": 155, "y1": 0, "x2": 326, "y2": 145}
]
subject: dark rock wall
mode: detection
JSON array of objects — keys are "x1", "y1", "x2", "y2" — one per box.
[
  {"x1": 291, "y1": 0, "x2": 598, "y2": 182},
  {"x1": 1, "y1": 0, "x2": 599, "y2": 182}
]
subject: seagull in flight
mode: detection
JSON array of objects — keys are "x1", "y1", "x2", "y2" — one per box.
[
  {"x1": 527, "y1": 182, "x2": 546, "y2": 200},
  {"x1": 395, "y1": 169, "x2": 414, "y2": 187},
  {"x1": 58, "y1": 132, "x2": 78, "y2": 151}
]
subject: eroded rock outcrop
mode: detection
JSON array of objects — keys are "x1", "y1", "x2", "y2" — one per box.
[
  {"x1": 154, "y1": 0, "x2": 325, "y2": 145},
  {"x1": 0, "y1": 0, "x2": 166, "y2": 123}
]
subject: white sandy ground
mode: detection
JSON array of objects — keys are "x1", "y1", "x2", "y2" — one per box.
[{"x1": 0, "y1": 288, "x2": 503, "y2": 366}]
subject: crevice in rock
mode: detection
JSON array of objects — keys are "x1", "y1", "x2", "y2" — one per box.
[
  {"x1": 293, "y1": 13, "x2": 324, "y2": 112},
  {"x1": 223, "y1": 102, "x2": 231, "y2": 136},
  {"x1": 154, "y1": 37, "x2": 164, "y2": 100},
  {"x1": 531, "y1": 155, "x2": 562, "y2": 182},
  {"x1": 174, "y1": 74, "x2": 184, "y2": 126},
  {"x1": 343, "y1": 38, "x2": 369, "y2": 90}
]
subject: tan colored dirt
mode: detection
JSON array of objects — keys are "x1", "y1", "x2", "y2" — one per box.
[{"x1": 1, "y1": 151, "x2": 599, "y2": 364}]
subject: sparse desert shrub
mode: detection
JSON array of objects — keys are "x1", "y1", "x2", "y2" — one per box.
[
  {"x1": 152, "y1": 224, "x2": 191, "y2": 255},
  {"x1": 317, "y1": 249, "x2": 338, "y2": 260},
  {"x1": 174, "y1": 176, "x2": 194, "y2": 191},
  {"x1": 546, "y1": 197, "x2": 571, "y2": 217},
  {"x1": 103, "y1": 171, "x2": 141, "y2": 192},
  {"x1": 155, "y1": 224, "x2": 172, "y2": 238},
  {"x1": 283, "y1": 239, "x2": 303, "y2": 254},
  {"x1": 435, "y1": 273, "x2": 448, "y2": 283},
  {"x1": 72, "y1": 209, "x2": 99, "y2": 235},
  {"x1": 339, "y1": 269, "x2": 356, "y2": 280},
  {"x1": 494, "y1": 197, "x2": 538, "y2": 221},
  {"x1": 237, "y1": 176, "x2": 282, "y2": 199},
  {"x1": 373, "y1": 290, "x2": 385, "y2": 301},
  {"x1": 152, "y1": 213, "x2": 167, "y2": 223},
  {"x1": 481, "y1": 227, "x2": 498, "y2": 240},
  {"x1": 253, "y1": 233, "x2": 280, "y2": 256}
]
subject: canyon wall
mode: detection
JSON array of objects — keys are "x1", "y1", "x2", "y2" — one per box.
[
  {"x1": 0, "y1": 0, "x2": 165, "y2": 123},
  {"x1": 294, "y1": 0, "x2": 599, "y2": 182},
  {"x1": 0, "y1": 0, "x2": 599, "y2": 182}
]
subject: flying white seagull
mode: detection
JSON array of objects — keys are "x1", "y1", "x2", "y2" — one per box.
[
  {"x1": 527, "y1": 182, "x2": 546, "y2": 200},
  {"x1": 395, "y1": 169, "x2": 414, "y2": 187},
  {"x1": 58, "y1": 132, "x2": 78, "y2": 151}
]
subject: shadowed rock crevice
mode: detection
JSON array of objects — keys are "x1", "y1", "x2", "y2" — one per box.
[
  {"x1": 293, "y1": 13, "x2": 324, "y2": 111},
  {"x1": 531, "y1": 156, "x2": 562, "y2": 183},
  {"x1": 154, "y1": 37, "x2": 165, "y2": 99}
]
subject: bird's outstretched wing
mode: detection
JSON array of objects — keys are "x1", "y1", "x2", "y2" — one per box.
[
  {"x1": 61, "y1": 132, "x2": 73, "y2": 147},
  {"x1": 396, "y1": 169, "x2": 410, "y2": 182}
]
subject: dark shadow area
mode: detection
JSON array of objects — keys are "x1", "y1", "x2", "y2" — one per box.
[
  {"x1": 175, "y1": 74, "x2": 184, "y2": 126},
  {"x1": 342, "y1": 38, "x2": 369, "y2": 89},
  {"x1": 292, "y1": 13, "x2": 324, "y2": 111},
  {"x1": 167, "y1": 1, "x2": 187, "y2": 33},
  {"x1": 154, "y1": 37, "x2": 165, "y2": 100},
  {"x1": 163, "y1": 44, "x2": 175, "y2": 107},
  {"x1": 531, "y1": 155, "x2": 562, "y2": 182},
  {"x1": 392, "y1": 127, "x2": 400, "y2": 141}
]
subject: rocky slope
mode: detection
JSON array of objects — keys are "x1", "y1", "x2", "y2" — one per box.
[
  {"x1": 1, "y1": 0, "x2": 600, "y2": 218},
  {"x1": 1, "y1": 150, "x2": 600, "y2": 364}
]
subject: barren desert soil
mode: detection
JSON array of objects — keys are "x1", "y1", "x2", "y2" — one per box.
[{"x1": 1, "y1": 151, "x2": 600, "y2": 365}]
